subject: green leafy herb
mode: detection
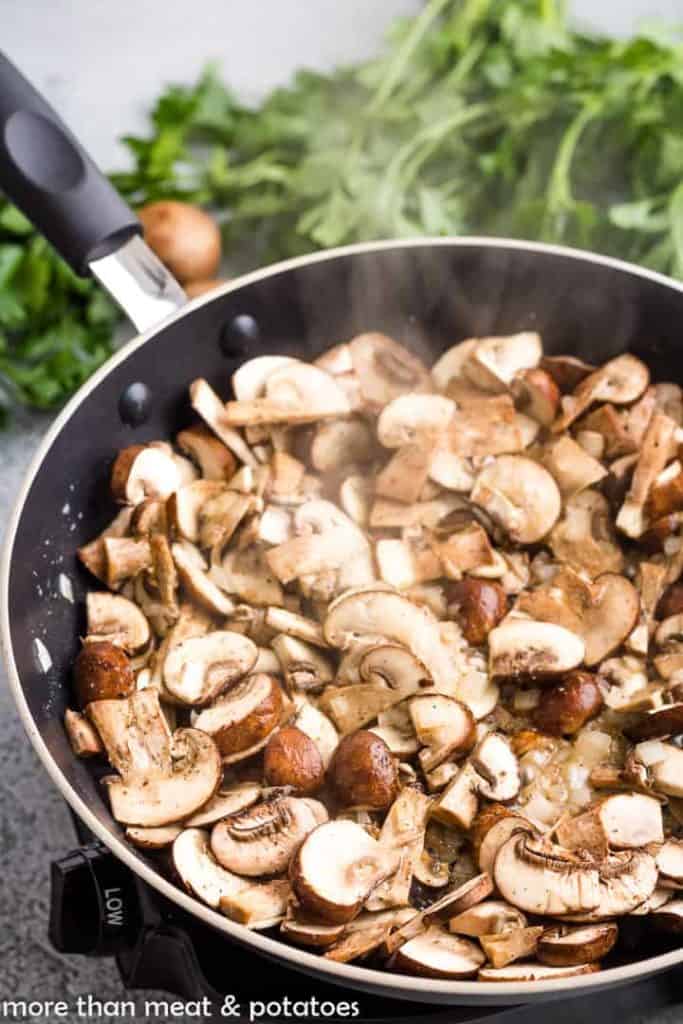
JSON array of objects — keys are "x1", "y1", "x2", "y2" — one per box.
[{"x1": 3, "y1": 0, "x2": 683, "y2": 421}]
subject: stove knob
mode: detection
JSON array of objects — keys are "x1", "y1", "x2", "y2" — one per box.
[{"x1": 49, "y1": 843, "x2": 140, "y2": 956}]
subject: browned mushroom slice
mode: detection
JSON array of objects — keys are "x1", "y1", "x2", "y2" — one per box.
[
  {"x1": 101, "y1": 537, "x2": 152, "y2": 589},
  {"x1": 193, "y1": 673, "x2": 284, "y2": 761},
  {"x1": 443, "y1": 394, "x2": 525, "y2": 458},
  {"x1": 479, "y1": 926, "x2": 544, "y2": 969},
  {"x1": 431, "y1": 339, "x2": 479, "y2": 392},
  {"x1": 543, "y1": 436, "x2": 607, "y2": 498},
  {"x1": 78, "y1": 507, "x2": 135, "y2": 583},
  {"x1": 64, "y1": 708, "x2": 103, "y2": 757},
  {"x1": 555, "y1": 793, "x2": 663, "y2": 859},
  {"x1": 323, "y1": 923, "x2": 393, "y2": 963},
  {"x1": 264, "y1": 606, "x2": 326, "y2": 647},
  {"x1": 617, "y1": 413, "x2": 678, "y2": 538},
  {"x1": 375, "y1": 444, "x2": 433, "y2": 505},
  {"x1": 171, "y1": 541, "x2": 236, "y2": 617},
  {"x1": 553, "y1": 354, "x2": 650, "y2": 432},
  {"x1": 126, "y1": 824, "x2": 182, "y2": 849},
  {"x1": 463, "y1": 333, "x2": 542, "y2": 394},
  {"x1": 393, "y1": 926, "x2": 486, "y2": 979},
  {"x1": 176, "y1": 424, "x2": 237, "y2": 481},
  {"x1": 537, "y1": 924, "x2": 617, "y2": 966},
  {"x1": 512, "y1": 367, "x2": 560, "y2": 426},
  {"x1": 377, "y1": 394, "x2": 455, "y2": 449},
  {"x1": 346, "y1": 333, "x2": 432, "y2": 412},
  {"x1": 549, "y1": 490, "x2": 624, "y2": 578},
  {"x1": 291, "y1": 820, "x2": 396, "y2": 924},
  {"x1": 488, "y1": 619, "x2": 585, "y2": 679},
  {"x1": 648, "y1": 459, "x2": 683, "y2": 520},
  {"x1": 478, "y1": 962, "x2": 600, "y2": 982},
  {"x1": 168, "y1": 480, "x2": 227, "y2": 542},
  {"x1": 409, "y1": 694, "x2": 475, "y2": 772},
  {"x1": 471, "y1": 456, "x2": 561, "y2": 544},
  {"x1": 376, "y1": 538, "x2": 442, "y2": 589},
  {"x1": 656, "y1": 839, "x2": 683, "y2": 885},
  {"x1": 163, "y1": 631, "x2": 258, "y2": 706},
  {"x1": 385, "y1": 873, "x2": 495, "y2": 956},
  {"x1": 190, "y1": 378, "x2": 257, "y2": 468},
  {"x1": 111, "y1": 444, "x2": 181, "y2": 505},
  {"x1": 293, "y1": 699, "x2": 339, "y2": 768},
  {"x1": 649, "y1": 899, "x2": 683, "y2": 933},
  {"x1": 184, "y1": 781, "x2": 262, "y2": 827},
  {"x1": 211, "y1": 546, "x2": 284, "y2": 607},
  {"x1": 541, "y1": 354, "x2": 595, "y2": 392},
  {"x1": 86, "y1": 592, "x2": 151, "y2": 654},
  {"x1": 173, "y1": 828, "x2": 246, "y2": 908},
  {"x1": 211, "y1": 796, "x2": 327, "y2": 877},
  {"x1": 220, "y1": 879, "x2": 291, "y2": 929},
  {"x1": 449, "y1": 900, "x2": 527, "y2": 937},
  {"x1": 471, "y1": 805, "x2": 535, "y2": 875},
  {"x1": 281, "y1": 909, "x2": 345, "y2": 948},
  {"x1": 437, "y1": 524, "x2": 498, "y2": 580},
  {"x1": 310, "y1": 418, "x2": 375, "y2": 473},
  {"x1": 471, "y1": 733, "x2": 520, "y2": 801},
  {"x1": 627, "y1": 703, "x2": 683, "y2": 741},
  {"x1": 272, "y1": 635, "x2": 334, "y2": 693}
]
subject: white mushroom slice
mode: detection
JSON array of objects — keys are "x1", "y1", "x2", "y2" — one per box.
[
  {"x1": 366, "y1": 788, "x2": 432, "y2": 911},
  {"x1": 272, "y1": 635, "x2": 335, "y2": 693},
  {"x1": 291, "y1": 820, "x2": 396, "y2": 924},
  {"x1": 375, "y1": 444, "x2": 432, "y2": 505},
  {"x1": 185, "y1": 782, "x2": 262, "y2": 827},
  {"x1": 198, "y1": 490, "x2": 256, "y2": 549},
  {"x1": 386, "y1": 873, "x2": 495, "y2": 955},
  {"x1": 324, "y1": 588, "x2": 451, "y2": 692},
  {"x1": 377, "y1": 394, "x2": 455, "y2": 449},
  {"x1": 193, "y1": 673, "x2": 284, "y2": 762},
  {"x1": 232, "y1": 355, "x2": 298, "y2": 400},
  {"x1": 257, "y1": 504, "x2": 292, "y2": 545},
  {"x1": 264, "y1": 607, "x2": 326, "y2": 647},
  {"x1": 635, "y1": 741, "x2": 683, "y2": 798},
  {"x1": 376, "y1": 538, "x2": 441, "y2": 589},
  {"x1": 211, "y1": 796, "x2": 327, "y2": 877},
  {"x1": 561, "y1": 849, "x2": 658, "y2": 921},
  {"x1": 340, "y1": 475, "x2": 373, "y2": 526},
  {"x1": 211, "y1": 546, "x2": 283, "y2": 607},
  {"x1": 442, "y1": 394, "x2": 525, "y2": 458},
  {"x1": 320, "y1": 679, "x2": 417, "y2": 735},
  {"x1": 370, "y1": 494, "x2": 462, "y2": 529},
  {"x1": 556, "y1": 794, "x2": 663, "y2": 858},
  {"x1": 432, "y1": 763, "x2": 480, "y2": 830},
  {"x1": 86, "y1": 592, "x2": 151, "y2": 654},
  {"x1": 476, "y1": 814, "x2": 535, "y2": 876},
  {"x1": 281, "y1": 912, "x2": 345, "y2": 948},
  {"x1": 409, "y1": 695, "x2": 475, "y2": 772},
  {"x1": 553, "y1": 354, "x2": 650, "y2": 432},
  {"x1": 347, "y1": 333, "x2": 432, "y2": 412},
  {"x1": 370, "y1": 703, "x2": 419, "y2": 757},
  {"x1": 449, "y1": 901, "x2": 527, "y2": 937},
  {"x1": 393, "y1": 926, "x2": 485, "y2": 979},
  {"x1": 488, "y1": 620, "x2": 585, "y2": 679},
  {"x1": 172, "y1": 542, "x2": 235, "y2": 617},
  {"x1": 480, "y1": 926, "x2": 544, "y2": 969},
  {"x1": 494, "y1": 834, "x2": 601, "y2": 916},
  {"x1": 173, "y1": 828, "x2": 246, "y2": 908},
  {"x1": 656, "y1": 839, "x2": 683, "y2": 884},
  {"x1": 78, "y1": 507, "x2": 135, "y2": 583},
  {"x1": 111, "y1": 444, "x2": 181, "y2": 505},
  {"x1": 617, "y1": 413, "x2": 677, "y2": 538},
  {"x1": 431, "y1": 339, "x2": 479, "y2": 392},
  {"x1": 190, "y1": 379, "x2": 257, "y2": 468},
  {"x1": 550, "y1": 490, "x2": 624, "y2": 579},
  {"x1": 544, "y1": 436, "x2": 607, "y2": 498},
  {"x1": 464, "y1": 333, "x2": 542, "y2": 393},
  {"x1": 537, "y1": 924, "x2": 618, "y2": 967},
  {"x1": 311, "y1": 418, "x2": 375, "y2": 472},
  {"x1": 478, "y1": 963, "x2": 600, "y2": 982},
  {"x1": 253, "y1": 647, "x2": 281, "y2": 675},
  {"x1": 102, "y1": 537, "x2": 152, "y2": 589},
  {"x1": 650, "y1": 898, "x2": 683, "y2": 933},
  {"x1": 64, "y1": 708, "x2": 104, "y2": 758},
  {"x1": 293, "y1": 699, "x2": 339, "y2": 768},
  {"x1": 472, "y1": 455, "x2": 561, "y2": 544},
  {"x1": 168, "y1": 480, "x2": 226, "y2": 542},
  {"x1": 629, "y1": 887, "x2": 673, "y2": 916},
  {"x1": 224, "y1": 364, "x2": 351, "y2": 426},
  {"x1": 126, "y1": 824, "x2": 182, "y2": 849},
  {"x1": 428, "y1": 447, "x2": 475, "y2": 492},
  {"x1": 436, "y1": 523, "x2": 497, "y2": 579},
  {"x1": 267, "y1": 527, "x2": 364, "y2": 584},
  {"x1": 471, "y1": 733, "x2": 520, "y2": 802},
  {"x1": 163, "y1": 631, "x2": 258, "y2": 706},
  {"x1": 220, "y1": 878, "x2": 291, "y2": 929}
]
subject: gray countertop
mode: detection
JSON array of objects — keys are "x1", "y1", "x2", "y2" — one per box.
[{"x1": 1, "y1": 1, "x2": 683, "y2": 1020}]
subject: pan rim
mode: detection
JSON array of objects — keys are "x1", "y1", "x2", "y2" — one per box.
[{"x1": 3, "y1": 235, "x2": 683, "y2": 1003}]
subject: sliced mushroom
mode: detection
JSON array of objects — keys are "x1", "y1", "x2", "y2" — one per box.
[
  {"x1": 375, "y1": 445, "x2": 433, "y2": 505},
  {"x1": 553, "y1": 354, "x2": 649, "y2": 432},
  {"x1": 409, "y1": 694, "x2": 475, "y2": 772},
  {"x1": 376, "y1": 538, "x2": 442, "y2": 589},
  {"x1": 291, "y1": 820, "x2": 396, "y2": 924},
  {"x1": 111, "y1": 444, "x2": 181, "y2": 505},
  {"x1": 293, "y1": 699, "x2": 339, "y2": 768},
  {"x1": 281, "y1": 909, "x2": 345, "y2": 948},
  {"x1": 648, "y1": 459, "x2": 683, "y2": 520},
  {"x1": 478, "y1": 963, "x2": 600, "y2": 982},
  {"x1": 271, "y1": 634, "x2": 334, "y2": 693},
  {"x1": 365, "y1": 787, "x2": 432, "y2": 910},
  {"x1": 176, "y1": 424, "x2": 237, "y2": 481},
  {"x1": 544, "y1": 436, "x2": 607, "y2": 498},
  {"x1": 323, "y1": 923, "x2": 393, "y2": 963},
  {"x1": 471, "y1": 456, "x2": 561, "y2": 544},
  {"x1": 628, "y1": 703, "x2": 683, "y2": 741},
  {"x1": 537, "y1": 924, "x2": 618, "y2": 966},
  {"x1": 193, "y1": 673, "x2": 284, "y2": 760},
  {"x1": 635, "y1": 741, "x2": 683, "y2": 798},
  {"x1": 190, "y1": 378, "x2": 257, "y2": 468},
  {"x1": 232, "y1": 355, "x2": 298, "y2": 400},
  {"x1": 211, "y1": 545, "x2": 284, "y2": 607},
  {"x1": 340, "y1": 475, "x2": 373, "y2": 526},
  {"x1": 102, "y1": 537, "x2": 152, "y2": 589},
  {"x1": 656, "y1": 839, "x2": 683, "y2": 885},
  {"x1": 167, "y1": 480, "x2": 226, "y2": 542},
  {"x1": 185, "y1": 781, "x2": 262, "y2": 827},
  {"x1": 211, "y1": 796, "x2": 326, "y2": 876},
  {"x1": 172, "y1": 541, "x2": 235, "y2": 616},
  {"x1": 64, "y1": 708, "x2": 104, "y2": 757},
  {"x1": 650, "y1": 898, "x2": 683, "y2": 933},
  {"x1": 512, "y1": 367, "x2": 560, "y2": 426},
  {"x1": 480, "y1": 926, "x2": 544, "y2": 969},
  {"x1": 449, "y1": 900, "x2": 527, "y2": 937},
  {"x1": 310, "y1": 418, "x2": 375, "y2": 473},
  {"x1": 617, "y1": 413, "x2": 677, "y2": 538},
  {"x1": 347, "y1": 333, "x2": 432, "y2": 412},
  {"x1": 443, "y1": 394, "x2": 526, "y2": 459},
  {"x1": 549, "y1": 490, "x2": 624, "y2": 578},
  {"x1": 377, "y1": 394, "x2": 455, "y2": 449},
  {"x1": 463, "y1": 333, "x2": 542, "y2": 394},
  {"x1": 393, "y1": 926, "x2": 485, "y2": 979},
  {"x1": 126, "y1": 824, "x2": 182, "y2": 849},
  {"x1": 86, "y1": 592, "x2": 151, "y2": 654},
  {"x1": 173, "y1": 828, "x2": 245, "y2": 908},
  {"x1": 220, "y1": 878, "x2": 291, "y2": 929},
  {"x1": 555, "y1": 794, "x2": 663, "y2": 859},
  {"x1": 370, "y1": 703, "x2": 419, "y2": 758},
  {"x1": 488, "y1": 619, "x2": 585, "y2": 679},
  {"x1": 471, "y1": 805, "x2": 535, "y2": 875},
  {"x1": 471, "y1": 733, "x2": 520, "y2": 802},
  {"x1": 224, "y1": 363, "x2": 351, "y2": 426},
  {"x1": 494, "y1": 834, "x2": 600, "y2": 916},
  {"x1": 437, "y1": 524, "x2": 499, "y2": 580},
  {"x1": 78, "y1": 507, "x2": 135, "y2": 583},
  {"x1": 163, "y1": 631, "x2": 258, "y2": 706},
  {"x1": 432, "y1": 763, "x2": 480, "y2": 830},
  {"x1": 264, "y1": 607, "x2": 326, "y2": 647},
  {"x1": 267, "y1": 519, "x2": 368, "y2": 584}
]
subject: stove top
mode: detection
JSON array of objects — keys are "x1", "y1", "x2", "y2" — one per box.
[{"x1": 48, "y1": 825, "x2": 683, "y2": 1024}]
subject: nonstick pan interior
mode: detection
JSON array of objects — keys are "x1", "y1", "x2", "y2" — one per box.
[{"x1": 5, "y1": 238, "x2": 683, "y2": 1004}]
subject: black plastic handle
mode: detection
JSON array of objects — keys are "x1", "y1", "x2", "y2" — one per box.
[{"x1": 0, "y1": 51, "x2": 141, "y2": 275}]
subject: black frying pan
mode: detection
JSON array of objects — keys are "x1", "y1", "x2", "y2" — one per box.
[{"x1": 1, "y1": 51, "x2": 683, "y2": 1006}]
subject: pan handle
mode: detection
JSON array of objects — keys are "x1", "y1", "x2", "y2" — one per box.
[{"x1": 0, "y1": 52, "x2": 186, "y2": 331}]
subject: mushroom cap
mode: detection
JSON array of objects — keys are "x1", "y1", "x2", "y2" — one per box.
[
  {"x1": 291, "y1": 819, "x2": 392, "y2": 923},
  {"x1": 432, "y1": 339, "x2": 479, "y2": 392},
  {"x1": 176, "y1": 424, "x2": 237, "y2": 481},
  {"x1": 471, "y1": 456, "x2": 561, "y2": 544},
  {"x1": 211, "y1": 796, "x2": 327, "y2": 877},
  {"x1": 163, "y1": 631, "x2": 258, "y2": 706},
  {"x1": 263, "y1": 725, "x2": 325, "y2": 794},
  {"x1": 393, "y1": 926, "x2": 486, "y2": 979},
  {"x1": 537, "y1": 924, "x2": 618, "y2": 967},
  {"x1": 86, "y1": 592, "x2": 151, "y2": 654},
  {"x1": 111, "y1": 444, "x2": 181, "y2": 505},
  {"x1": 377, "y1": 394, "x2": 455, "y2": 449},
  {"x1": 328, "y1": 730, "x2": 399, "y2": 811},
  {"x1": 409, "y1": 694, "x2": 475, "y2": 772},
  {"x1": 173, "y1": 828, "x2": 245, "y2": 908},
  {"x1": 628, "y1": 703, "x2": 683, "y2": 741},
  {"x1": 193, "y1": 673, "x2": 284, "y2": 759},
  {"x1": 488, "y1": 619, "x2": 585, "y2": 679},
  {"x1": 73, "y1": 640, "x2": 135, "y2": 707}
]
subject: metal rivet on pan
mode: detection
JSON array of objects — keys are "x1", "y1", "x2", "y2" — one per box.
[
  {"x1": 220, "y1": 313, "x2": 260, "y2": 357},
  {"x1": 118, "y1": 382, "x2": 152, "y2": 426}
]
